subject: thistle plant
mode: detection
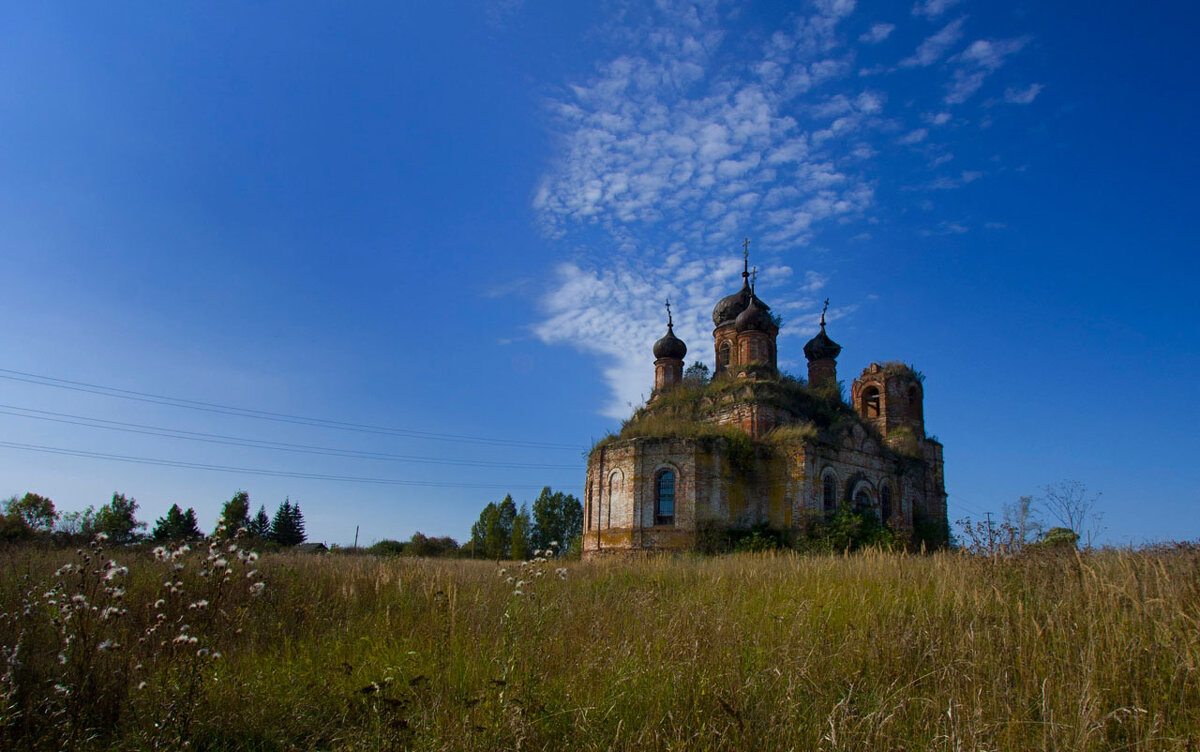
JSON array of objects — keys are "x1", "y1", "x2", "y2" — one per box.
[
  {"x1": 490, "y1": 541, "x2": 565, "y2": 738},
  {"x1": 0, "y1": 521, "x2": 266, "y2": 750},
  {"x1": 132, "y1": 519, "x2": 266, "y2": 747}
]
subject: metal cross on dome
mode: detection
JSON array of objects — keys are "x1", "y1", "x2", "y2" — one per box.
[
  {"x1": 820, "y1": 298, "x2": 830, "y2": 327},
  {"x1": 665, "y1": 297, "x2": 673, "y2": 327}
]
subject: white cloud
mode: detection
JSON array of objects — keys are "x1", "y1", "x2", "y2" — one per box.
[
  {"x1": 944, "y1": 69, "x2": 985, "y2": 104},
  {"x1": 944, "y1": 35, "x2": 1031, "y2": 104},
  {"x1": 483, "y1": 277, "x2": 534, "y2": 298},
  {"x1": 911, "y1": 168, "x2": 981, "y2": 191},
  {"x1": 856, "y1": 90, "x2": 886, "y2": 113},
  {"x1": 921, "y1": 220, "x2": 969, "y2": 235},
  {"x1": 901, "y1": 17, "x2": 966, "y2": 67},
  {"x1": 535, "y1": 2, "x2": 873, "y2": 414},
  {"x1": 485, "y1": 0, "x2": 525, "y2": 27},
  {"x1": 859, "y1": 23, "x2": 895, "y2": 43},
  {"x1": 531, "y1": 0, "x2": 1035, "y2": 417},
  {"x1": 1004, "y1": 83, "x2": 1043, "y2": 104},
  {"x1": 912, "y1": 0, "x2": 962, "y2": 19},
  {"x1": 957, "y1": 37, "x2": 1029, "y2": 70}
]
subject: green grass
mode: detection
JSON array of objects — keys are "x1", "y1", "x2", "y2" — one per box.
[{"x1": 3, "y1": 542, "x2": 1199, "y2": 750}]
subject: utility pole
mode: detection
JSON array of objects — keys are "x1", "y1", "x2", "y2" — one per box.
[
  {"x1": 984, "y1": 511, "x2": 994, "y2": 557},
  {"x1": 353, "y1": 525, "x2": 359, "y2": 551}
]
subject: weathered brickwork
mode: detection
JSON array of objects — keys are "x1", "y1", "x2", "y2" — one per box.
[
  {"x1": 582, "y1": 427, "x2": 945, "y2": 557},
  {"x1": 583, "y1": 257, "x2": 948, "y2": 558}
]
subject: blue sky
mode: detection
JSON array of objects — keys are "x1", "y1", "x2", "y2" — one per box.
[{"x1": 1, "y1": 1, "x2": 1197, "y2": 546}]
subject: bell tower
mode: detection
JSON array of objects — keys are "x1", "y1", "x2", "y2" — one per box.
[{"x1": 851, "y1": 362, "x2": 925, "y2": 438}]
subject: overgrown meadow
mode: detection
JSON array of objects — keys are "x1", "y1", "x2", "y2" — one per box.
[{"x1": 2, "y1": 538, "x2": 1198, "y2": 751}]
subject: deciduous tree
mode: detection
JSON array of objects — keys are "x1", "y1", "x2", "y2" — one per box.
[
  {"x1": 1002, "y1": 495, "x2": 1040, "y2": 552},
  {"x1": 683, "y1": 362, "x2": 711, "y2": 384},
  {"x1": 510, "y1": 504, "x2": 532, "y2": 561},
  {"x1": 220, "y1": 490, "x2": 251, "y2": 535},
  {"x1": 94, "y1": 492, "x2": 146, "y2": 545},
  {"x1": 482, "y1": 501, "x2": 506, "y2": 559},
  {"x1": 531, "y1": 486, "x2": 583, "y2": 556},
  {"x1": 1039, "y1": 480, "x2": 1103, "y2": 549},
  {"x1": 3, "y1": 492, "x2": 57, "y2": 531}
]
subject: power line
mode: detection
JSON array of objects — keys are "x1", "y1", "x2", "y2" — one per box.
[
  {"x1": 0, "y1": 404, "x2": 580, "y2": 471},
  {"x1": 0, "y1": 368, "x2": 585, "y2": 451},
  {"x1": 0, "y1": 440, "x2": 557, "y2": 490}
]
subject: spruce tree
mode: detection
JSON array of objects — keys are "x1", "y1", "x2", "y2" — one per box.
[
  {"x1": 247, "y1": 505, "x2": 271, "y2": 540},
  {"x1": 270, "y1": 498, "x2": 307, "y2": 546},
  {"x1": 288, "y1": 501, "x2": 306, "y2": 544},
  {"x1": 152, "y1": 504, "x2": 202, "y2": 541}
]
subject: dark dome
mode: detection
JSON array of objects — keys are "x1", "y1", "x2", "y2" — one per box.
[
  {"x1": 735, "y1": 295, "x2": 775, "y2": 333},
  {"x1": 712, "y1": 279, "x2": 753, "y2": 326},
  {"x1": 653, "y1": 325, "x2": 687, "y2": 360},
  {"x1": 803, "y1": 325, "x2": 842, "y2": 361}
]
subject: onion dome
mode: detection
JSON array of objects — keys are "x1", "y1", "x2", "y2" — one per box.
[
  {"x1": 803, "y1": 322, "x2": 842, "y2": 361},
  {"x1": 653, "y1": 323, "x2": 687, "y2": 360},
  {"x1": 712, "y1": 280, "x2": 752, "y2": 326},
  {"x1": 735, "y1": 294, "x2": 775, "y2": 333}
]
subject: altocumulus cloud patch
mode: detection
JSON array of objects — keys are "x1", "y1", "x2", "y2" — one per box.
[{"x1": 530, "y1": 0, "x2": 1038, "y2": 419}]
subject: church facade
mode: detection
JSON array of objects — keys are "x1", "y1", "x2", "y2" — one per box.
[{"x1": 582, "y1": 254, "x2": 948, "y2": 558}]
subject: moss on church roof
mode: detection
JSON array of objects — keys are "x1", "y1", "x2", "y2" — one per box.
[{"x1": 589, "y1": 372, "x2": 867, "y2": 458}]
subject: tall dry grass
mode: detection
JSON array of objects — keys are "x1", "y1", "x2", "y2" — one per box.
[{"x1": 2, "y1": 543, "x2": 1198, "y2": 750}]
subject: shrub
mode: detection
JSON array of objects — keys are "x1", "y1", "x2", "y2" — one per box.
[
  {"x1": 1030, "y1": 526, "x2": 1080, "y2": 551},
  {"x1": 795, "y1": 504, "x2": 895, "y2": 553},
  {"x1": 367, "y1": 539, "x2": 406, "y2": 556}
]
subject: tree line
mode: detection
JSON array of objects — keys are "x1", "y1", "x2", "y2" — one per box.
[
  {"x1": 0, "y1": 490, "x2": 310, "y2": 547},
  {"x1": 467, "y1": 486, "x2": 582, "y2": 560},
  {"x1": 2, "y1": 485, "x2": 584, "y2": 558},
  {"x1": 362, "y1": 486, "x2": 582, "y2": 560}
]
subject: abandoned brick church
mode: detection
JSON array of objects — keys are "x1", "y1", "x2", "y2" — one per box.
[{"x1": 583, "y1": 249, "x2": 948, "y2": 558}]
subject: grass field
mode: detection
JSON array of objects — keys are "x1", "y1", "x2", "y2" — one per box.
[{"x1": 2, "y1": 540, "x2": 1199, "y2": 750}]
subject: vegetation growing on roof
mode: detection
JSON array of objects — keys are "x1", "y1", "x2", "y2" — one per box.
[
  {"x1": 589, "y1": 372, "x2": 872, "y2": 458},
  {"x1": 872, "y1": 361, "x2": 925, "y2": 383}
]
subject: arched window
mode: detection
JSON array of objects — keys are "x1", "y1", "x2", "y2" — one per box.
[
  {"x1": 585, "y1": 486, "x2": 592, "y2": 531},
  {"x1": 854, "y1": 489, "x2": 874, "y2": 520},
  {"x1": 607, "y1": 471, "x2": 621, "y2": 529},
  {"x1": 822, "y1": 473, "x2": 837, "y2": 513},
  {"x1": 718, "y1": 341, "x2": 732, "y2": 371},
  {"x1": 654, "y1": 469, "x2": 675, "y2": 526},
  {"x1": 862, "y1": 386, "x2": 881, "y2": 418},
  {"x1": 880, "y1": 484, "x2": 893, "y2": 524}
]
